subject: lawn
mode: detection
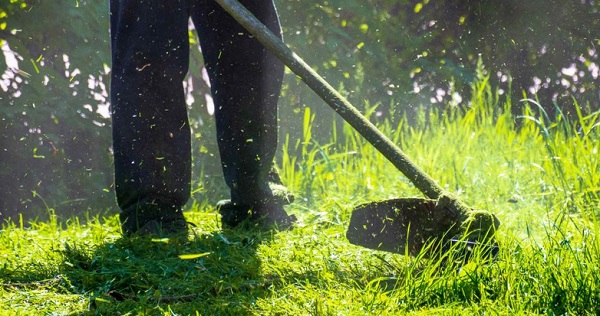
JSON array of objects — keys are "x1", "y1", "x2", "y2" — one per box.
[{"x1": 1, "y1": 75, "x2": 599, "y2": 315}]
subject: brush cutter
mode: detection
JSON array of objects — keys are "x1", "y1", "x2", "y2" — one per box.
[{"x1": 215, "y1": 0, "x2": 500, "y2": 257}]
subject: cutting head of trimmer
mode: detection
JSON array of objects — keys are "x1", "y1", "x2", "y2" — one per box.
[{"x1": 346, "y1": 196, "x2": 500, "y2": 258}]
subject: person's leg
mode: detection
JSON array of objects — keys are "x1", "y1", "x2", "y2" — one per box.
[
  {"x1": 109, "y1": 0, "x2": 191, "y2": 235},
  {"x1": 191, "y1": 0, "x2": 295, "y2": 228}
]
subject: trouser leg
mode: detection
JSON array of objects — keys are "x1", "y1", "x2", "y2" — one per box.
[
  {"x1": 109, "y1": 0, "x2": 191, "y2": 231},
  {"x1": 191, "y1": 0, "x2": 284, "y2": 206}
]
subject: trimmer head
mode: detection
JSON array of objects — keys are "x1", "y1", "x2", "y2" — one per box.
[{"x1": 346, "y1": 197, "x2": 500, "y2": 258}]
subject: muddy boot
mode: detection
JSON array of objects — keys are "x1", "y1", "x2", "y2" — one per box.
[{"x1": 217, "y1": 168, "x2": 296, "y2": 230}]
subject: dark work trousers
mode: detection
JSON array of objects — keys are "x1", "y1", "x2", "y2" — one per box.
[{"x1": 109, "y1": 0, "x2": 284, "y2": 227}]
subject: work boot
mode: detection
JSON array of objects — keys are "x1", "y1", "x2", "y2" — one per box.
[
  {"x1": 217, "y1": 168, "x2": 296, "y2": 230},
  {"x1": 217, "y1": 200, "x2": 297, "y2": 230},
  {"x1": 120, "y1": 198, "x2": 190, "y2": 238}
]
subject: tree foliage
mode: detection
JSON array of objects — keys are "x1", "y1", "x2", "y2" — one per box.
[
  {"x1": 279, "y1": 0, "x2": 600, "y2": 115},
  {"x1": 1, "y1": 0, "x2": 112, "y2": 220}
]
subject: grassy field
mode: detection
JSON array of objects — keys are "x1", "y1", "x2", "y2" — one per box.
[{"x1": 1, "y1": 75, "x2": 599, "y2": 315}]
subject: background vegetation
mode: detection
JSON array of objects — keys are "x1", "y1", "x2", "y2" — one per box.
[{"x1": 1, "y1": 0, "x2": 599, "y2": 221}]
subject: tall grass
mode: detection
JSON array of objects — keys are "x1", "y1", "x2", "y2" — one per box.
[
  {"x1": 281, "y1": 65, "x2": 599, "y2": 238},
  {"x1": 1, "y1": 71, "x2": 599, "y2": 314}
]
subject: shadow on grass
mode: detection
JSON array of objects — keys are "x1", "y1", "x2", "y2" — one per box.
[{"x1": 57, "y1": 229, "x2": 280, "y2": 315}]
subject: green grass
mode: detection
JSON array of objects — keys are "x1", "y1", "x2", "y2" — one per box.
[{"x1": 2, "y1": 73, "x2": 600, "y2": 315}]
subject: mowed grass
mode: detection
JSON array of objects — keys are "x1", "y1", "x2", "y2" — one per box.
[{"x1": 1, "y1": 74, "x2": 600, "y2": 315}]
